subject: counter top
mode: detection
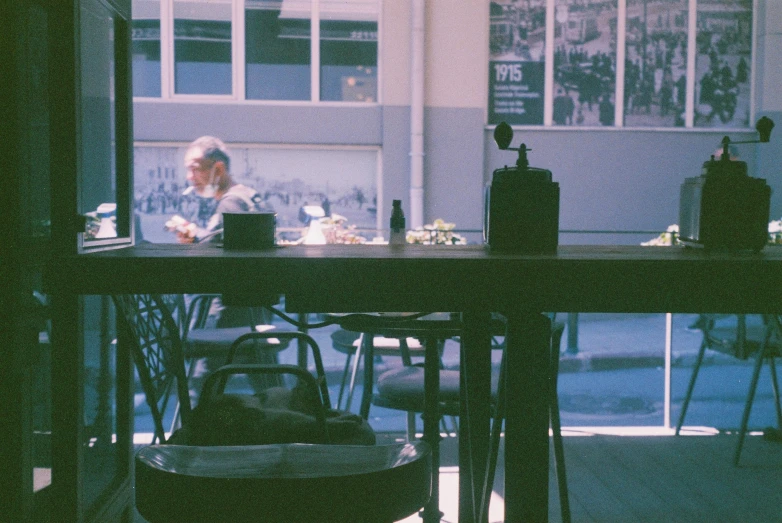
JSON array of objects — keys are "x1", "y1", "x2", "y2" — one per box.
[{"x1": 45, "y1": 243, "x2": 782, "y2": 313}]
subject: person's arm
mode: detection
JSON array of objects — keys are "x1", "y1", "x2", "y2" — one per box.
[{"x1": 190, "y1": 193, "x2": 248, "y2": 243}]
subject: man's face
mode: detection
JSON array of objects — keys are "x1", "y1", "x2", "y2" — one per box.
[{"x1": 184, "y1": 147, "x2": 216, "y2": 196}]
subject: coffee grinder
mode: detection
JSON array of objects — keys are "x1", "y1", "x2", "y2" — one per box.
[
  {"x1": 484, "y1": 122, "x2": 560, "y2": 254},
  {"x1": 679, "y1": 117, "x2": 774, "y2": 252}
]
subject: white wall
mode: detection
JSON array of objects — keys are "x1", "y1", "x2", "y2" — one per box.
[{"x1": 134, "y1": 0, "x2": 782, "y2": 236}]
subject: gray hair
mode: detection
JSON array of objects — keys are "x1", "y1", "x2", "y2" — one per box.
[{"x1": 188, "y1": 135, "x2": 231, "y2": 171}]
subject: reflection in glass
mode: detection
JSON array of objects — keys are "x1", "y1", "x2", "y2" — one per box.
[
  {"x1": 32, "y1": 288, "x2": 52, "y2": 493},
  {"x1": 553, "y1": 0, "x2": 617, "y2": 126},
  {"x1": 174, "y1": 0, "x2": 232, "y2": 95},
  {"x1": 320, "y1": 0, "x2": 378, "y2": 102},
  {"x1": 82, "y1": 296, "x2": 119, "y2": 515},
  {"x1": 80, "y1": 0, "x2": 118, "y2": 241},
  {"x1": 133, "y1": 145, "x2": 378, "y2": 243},
  {"x1": 245, "y1": 0, "x2": 311, "y2": 100},
  {"x1": 132, "y1": 0, "x2": 161, "y2": 97},
  {"x1": 694, "y1": 0, "x2": 752, "y2": 128},
  {"x1": 624, "y1": 0, "x2": 688, "y2": 128}
]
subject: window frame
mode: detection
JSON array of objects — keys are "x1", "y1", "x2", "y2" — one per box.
[{"x1": 134, "y1": 0, "x2": 381, "y2": 105}]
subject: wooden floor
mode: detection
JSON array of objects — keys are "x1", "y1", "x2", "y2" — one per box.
[
  {"x1": 135, "y1": 433, "x2": 782, "y2": 523},
  {"x1": 391, "y1": 432, "x2": 782, "y2": 523}
]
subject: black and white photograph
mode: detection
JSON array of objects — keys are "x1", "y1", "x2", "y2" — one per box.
[
  {"x1": 623, "y1": 0, "x2": 689, "y2": 127},
  {"x1": 489, "y1": 0, "x2": 547, "y2": 124},
  {"x1": 694, "y1": 0, "x2": 752, "y2": 127},
  {"x1": 553, "y1": 0, "x2": 618, "y2": 127}
]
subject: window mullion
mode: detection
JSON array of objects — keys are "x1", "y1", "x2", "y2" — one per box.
[
  {"x1": 685, "y1": 0, "x2": 697, "y2": 127},
  {"x1": 615, "y1": 0, "x2": 626, "y2": 127},
  {"x1": 234, "y1": 0, "x2": 245, "y2": 101},
  {"x1": 312, "y1": 0, "x2": 321, "y2": 102},
  {"x1": 160, "y1": 0, "x2": 173, "y2": 99},
  {"x1": 543, "y1": 0, "x2": 554, "y2": 126}
]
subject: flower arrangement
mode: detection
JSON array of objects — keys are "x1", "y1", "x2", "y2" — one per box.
[
  {"x1": 641, "y1": 224, "x2": 680, "y2": 246},
  {"x1": 321, "y1": 214, "x2": 368, "y2": 244},
  {"x1": 768, "y1": 219, "x2": 782, "y2": 244},
  {"x1": 643, "y1": 220, "x2": 782, "y2": 246},
  {"x1": 406, "y1": 219, "x2": 467, "y2": 245}
]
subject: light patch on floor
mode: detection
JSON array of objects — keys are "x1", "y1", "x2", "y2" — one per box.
[{"x1": 396, "y1": 467, "x2": 505, "y2": 523}]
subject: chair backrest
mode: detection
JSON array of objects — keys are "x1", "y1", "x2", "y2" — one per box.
[{"x1": 113, "y1": 294, "x2": 192, "y2": 443}]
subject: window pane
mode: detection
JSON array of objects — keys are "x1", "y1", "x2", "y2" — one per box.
[
  {"x1": 132, "y1": 0, "x2": 160, "y2": 97},
  {"x1": 82, "y1": 296, "x2": 120, "y2": 515},
  {"x1": 488, "y1": 0, "x2": 547, "y2": 125},
  {"x1": 320, "y1": 0, "x2": 378, "y2": 102},
  {"x1": 80, "y1": 0, "x2": 120, "y2": 243},
  {"x1": 245, "y1": 0, "x2": 311, "y2": 100},
  {"x1": 133, "y1": 145, "x2": 378, "y2": 243},
  {"x1": 174, "y1": 0, "x2": 232, "y2": 95},
  {"x1": 624, "y1": 1, "x2": 688, "y2": 127},
  {"x1": 694, "y1": 0, "x2": 752, "y2": 128},
  {"x1": 553, "y1": 0, "x2": 618, "y2": 127}
]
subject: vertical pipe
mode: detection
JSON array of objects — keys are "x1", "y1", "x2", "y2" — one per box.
[
  {"x1": 664, "y1": 313, "x2": 673, "y2": 429},
  {"x1": 410, "y1": 0, "x2": 425, "y2": 229}
]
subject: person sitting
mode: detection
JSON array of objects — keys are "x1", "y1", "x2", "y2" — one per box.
[{"x1": 178, "y1": 135, "x2": 273, "y2": 244}]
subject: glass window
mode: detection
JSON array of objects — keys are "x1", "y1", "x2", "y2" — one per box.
[
  {"x1": 319, "y1": 0, "x2": 378, "y2": 102},
  {"x1": 174, "y1": 0, "x2": 232, "y2": 95},
  {"x1": 553, "y1": 0, "x2": 617, "y2": 127},
  {"x1": 132, "y1": 0, "x2": 161, "y2": 97},
  {"x1": 133, "y1": 144, "x2": 379, "y2": 243},
  {"x1": 82, "y1": 296, "x2": 120, "y2": 516},
  {"x1": 694, "y1": 0, "x2": 752, "y2": 128},
  {"x1": 488, "y1": 0, "x2": 755, "y2": 129},
  {"x1": 245, "y1": 0, "x2": 311, "y2": 100},
  {"x1": 624, "y1": 0, "x2": 689, "y2": 127},
  {"x1": 80, "y1": 0, "x2": 131, "y2": 248},
  {"x1": 488, "y1": 0, "x2": 547, "y2": 125}
]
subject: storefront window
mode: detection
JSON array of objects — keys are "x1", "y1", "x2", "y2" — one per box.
[
  {"x1": 488, "y1": 0, "x2": 754, "y2": 129},
  {"x1": 694, "y1": 0, "x2": 752, "y2": 128},
  {"x1": 133, "y1": 145, "x2": 379, "y2": 243},
  {"x1": 245, "y1": 0, "x2": 311, "y2": 101},
  {"x1": 132, "y1": 0, "x2": 161, "y2": 97},
  {"x1": 552, "y1": 0, "x2": 617, "y2": 127},
  {"x1": 488, "y1": 0, "x2": 546, "y2": 125},
  {"x1": 173, "y1": 0, "x2": 232, "y2": 95},
  {"x1": 319, "y1": 0, "x2": 378, "y2": 102},
  {"x1": 624, "y1": 0, "x2": 689, "y2": 127}
]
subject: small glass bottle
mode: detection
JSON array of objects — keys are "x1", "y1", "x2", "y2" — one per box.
[{"x1": 389, "y1": 199, "x2": 406, "y2": 245}]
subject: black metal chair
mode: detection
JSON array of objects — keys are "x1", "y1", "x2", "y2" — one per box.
[
  {"x1": 336, "y1": 313, "x2": 571, "y2": 523},
  {"x1": 329, "y1": 327, "x2": 427, "y2": 411},
  {"x1": 676, "y1": 314, "x2": 782, "y2": 465},
  {"x1": 115, "y1": 294, "x2": 432, "y2": 523},
  {"x1": 180, "y1": 294, "x2": 291, "y2": 386}
]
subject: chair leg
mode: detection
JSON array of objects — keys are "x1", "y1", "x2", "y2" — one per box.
[
  {"x1": 550, "y1": 387, "x2": 571, "y2": 523},
  {"x1": 480, "y1": 344, "x2": 507, "y2": 523},
  {"x1": 734, "y1": 343, "x2": 767, "y2": 466},
  {"x1": 676, "y1": 338, "x2": 708, "y2": 435},
  {"x1": 336, "y1": 352, "x2": 353, "y2": 410},
  {"x1": 359, "y1": 334, "x2": 375, "y2": 420},
  {"x1": 344, "y1": 334, "x2": 364, "y2": 412},
  {"x1": 406, "y1": 411, "x2": 417, "y2": 441},
  {"x1": 769, "y1": 356, "x2": 782, "y2": 430}
]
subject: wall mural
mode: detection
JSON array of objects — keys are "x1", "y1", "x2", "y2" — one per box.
[
  {"x1": 133, "y1": 145, "x2": 379, "y2": 243},
  {"x1": 488, "y1": 0, "x2": 752, "y2": 129}
]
